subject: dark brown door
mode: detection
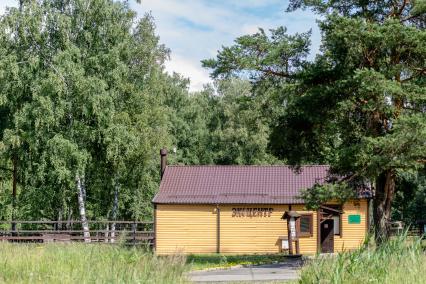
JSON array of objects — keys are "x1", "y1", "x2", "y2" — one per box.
[{"x1": 321, "y1": 219, "x2": 334, "y2": 253}]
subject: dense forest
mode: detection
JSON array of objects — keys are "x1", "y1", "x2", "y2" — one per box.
[
  {"x1": 0, "y1": 0, "x2": 279, "y2": 223},
  {"x1": 0, "y1": 0, "x2": 425, "y2": 243}
]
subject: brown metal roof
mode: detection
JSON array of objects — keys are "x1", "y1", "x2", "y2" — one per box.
[{"x1": 152, "y1": 165, "x2": 330, "y2": 204}]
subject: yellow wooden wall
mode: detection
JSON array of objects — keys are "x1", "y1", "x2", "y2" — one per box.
[
  {"x1": 292, "y1": 205, "x2": 318, "y2": 254},
  {"x1": 219, "y1": 205, "x2": 289, "y2": 254},
  {"x1": 334, "y1": 199, "x2": 368, "y2": 252},
  {"x1": 155, "y1": 200, "x2": 368, "y2": 255},
  {"x1": 155, "y1": 205, "x2": 216, "y2": 254}
]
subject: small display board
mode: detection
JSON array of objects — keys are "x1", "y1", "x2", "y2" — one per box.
[
  {"x1": 282, "y1": 239, "x2": 289, "y2": 250},
  {"x1": 290, "y1": 219, "x2": 296, "y2": 238},
  {"x1": 348, "y1": 214, "x2": 361, "y2": 224}
]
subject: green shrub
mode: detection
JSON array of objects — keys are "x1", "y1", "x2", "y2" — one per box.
[{"x1": 0, "y1": 243, "x2": 188, "y2": 284}]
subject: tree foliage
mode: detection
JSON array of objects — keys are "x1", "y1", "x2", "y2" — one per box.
[
  {"x1": 204, "y1": 0, "x2": 426, "y2": 242},
  {"x1": 0, "y1": 0, "x2": 276, "y2": 222},
  {"x1": 0, "y1": 0, "x2": 424, "y2": 243},
  {"x1": 0, "y1": 0, "x2": 171, "y2": 221}
]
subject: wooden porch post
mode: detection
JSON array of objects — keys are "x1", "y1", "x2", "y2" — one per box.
[
  {"x1": 287, "y1": 217, "x2": 293, "y2": 255},
  {"x1": 216, "y1": 205, "x2": 220, "y2": 254},
  {"x1": 317, "y1": 209, "x2": 321, "y2": 254}
]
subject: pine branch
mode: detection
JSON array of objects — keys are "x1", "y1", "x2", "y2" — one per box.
[
  {"x1": 401, "y1": 13, "x2": 423, "y2": 22},
  {"x1": 400, "y1": 68, "x2": 426, "y2": 83},
  {"x1": 398, "y1": 0, "x2": 409, "y2": 17},
  {"x1": 259, "y1": 68, "x2": 292, "y2": 78}
]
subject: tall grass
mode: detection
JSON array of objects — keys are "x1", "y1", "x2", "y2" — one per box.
[
  {"x1": 299, "y1": 234, "x2": 426, "y2": 284},
  {"x1": 0, "y1": 243, "x2": 188, "y2": 284}
]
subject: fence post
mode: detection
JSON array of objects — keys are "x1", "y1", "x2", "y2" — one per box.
[{"x1": 133, "y1": 221, "x2": 136, "y2": 245}]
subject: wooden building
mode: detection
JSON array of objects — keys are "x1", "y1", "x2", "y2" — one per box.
[{"x1": 153, "y1": 150, "x2": 370, "y2": 255}]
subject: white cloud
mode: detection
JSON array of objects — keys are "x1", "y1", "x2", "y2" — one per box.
[
  {"x1": 134, "y1": 0, "x2": 320, "y2": 91},
  {"x1": 230, "y1": 0, "x2": 282, "y2": 8},
  {"x1": 165, "y1": 54, "x2": 211, "y2": 92},
  {"x1": 0, "y1": 0, "x2": 320, "y2": 92},
  {"x1": 0, "y1": 0, "x2": 17, "y2": 14},
  {"x1": 241, "y1": 24, "x2": 262, "y2": 35}
]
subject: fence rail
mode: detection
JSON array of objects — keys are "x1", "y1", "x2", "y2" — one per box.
[
  {"x1": 0, "y1": 220, "x2": 154, "y2": 224},
  {"x1": 0, "y1": 220, "x2": 154, "y2": 245}
]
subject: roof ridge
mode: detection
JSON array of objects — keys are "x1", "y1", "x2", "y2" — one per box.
[{"x1": 153, "y1": 164, "x2": 337, "y2": 204}]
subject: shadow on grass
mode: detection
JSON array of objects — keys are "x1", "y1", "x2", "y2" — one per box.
[{"x1": 187, "y1": 253, "x2": 295, "y2": 270}]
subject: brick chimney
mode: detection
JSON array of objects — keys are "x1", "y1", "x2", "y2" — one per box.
[{"x1": 160, "y1": 148, "x2": 167, "y2": 179}]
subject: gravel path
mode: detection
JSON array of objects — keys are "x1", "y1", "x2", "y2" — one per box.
[{"x1": 189, "y1": 260, "x2": 302, "y2": 283}]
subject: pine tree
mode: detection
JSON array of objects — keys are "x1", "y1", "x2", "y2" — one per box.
[{"x1": 204, "y1": 0, "x2": 426, "y2": 243}]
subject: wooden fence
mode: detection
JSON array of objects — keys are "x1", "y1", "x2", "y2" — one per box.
[
  {"x1": 389, "y1": 223, "x2": 424, "y2": 238},
  {"x1": 0, "y1": 220, "x2": 154, "y2": 245}
]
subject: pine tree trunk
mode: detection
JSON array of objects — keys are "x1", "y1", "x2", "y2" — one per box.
[
  {"x1": 373, "y1": 170, "x2": 396, "y2": 245},
  {"x1": 110, "y1": 180, "x2": 119, "y2": 243},
  {"x1": 76, "y1": 175, "x2": 91, "y2": 243}
]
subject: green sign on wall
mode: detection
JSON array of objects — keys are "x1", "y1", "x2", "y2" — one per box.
[{"x1": 348, "y1": 214, "x2": 361, "y2": 224}]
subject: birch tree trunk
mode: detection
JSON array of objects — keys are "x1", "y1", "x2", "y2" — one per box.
[
  {"x1": 11, "y1": 154, "x2": 17, "y2": 232},
  {"x1": 81, "y1": 176, "x2": 87, "y2": 203},
  {"x1": 110, "y1": 180, "x2": 119, "y2": 243},
  {"x1": 76, "y1": 175, "x2": 91, "y2": 243},
  {"x1": 105, "y1": 222, "x2": 110, "y2": 243},
  {"x1": 56, "y1": 209, "x2": 62, "y2": 231},
  {"x1": 66, "y1": 207, "x2": 72, "y2": 230}
]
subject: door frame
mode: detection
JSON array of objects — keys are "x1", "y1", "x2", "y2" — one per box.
[
  {"x1": 320, "y1": 219, "x2": 334, "y2": 253},
  {"x1": 317, "y1": 206, "x2": 342, "y2": 253}
]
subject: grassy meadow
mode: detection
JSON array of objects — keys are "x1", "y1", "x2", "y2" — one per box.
[
  {"x1": 299, "y1": 235, "x2": 426, "y2": 284},
  {"x1": 0, "y1": 236, "x2": 424, "y2": 283},
  {"x1": 0, "y1": 243, "x2": 188, "y2": 284}
]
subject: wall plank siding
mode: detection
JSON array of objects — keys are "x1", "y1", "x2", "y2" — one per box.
[
  {"x1": 334, "y1": 199, "x2": 368, "y2": 252},
  {"x1": 220, "y1": 205, "x2": 289, "y2": 254},
  {"x1": 156, "y1": 205, "x2": 216, "y2": 254},
  {"x1": 292, "y1": 205, "x2": 318, "y2": 254},
  {"x1": 155, "y1": 200, "x2": 368, "y2": 255}
]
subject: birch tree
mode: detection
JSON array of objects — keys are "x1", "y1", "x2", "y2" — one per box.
[{"x1": 0, "y1": 0, "x2": 171, "y2": 223}]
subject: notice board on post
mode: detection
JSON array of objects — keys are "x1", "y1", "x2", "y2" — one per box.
[{"x1": 348, "y1": 214, "x2": 361, "y2": 224}]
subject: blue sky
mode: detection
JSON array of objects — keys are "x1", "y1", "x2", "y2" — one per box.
[{"x1": 0, "y1": 0, "x2": 321, "y2": 91}]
